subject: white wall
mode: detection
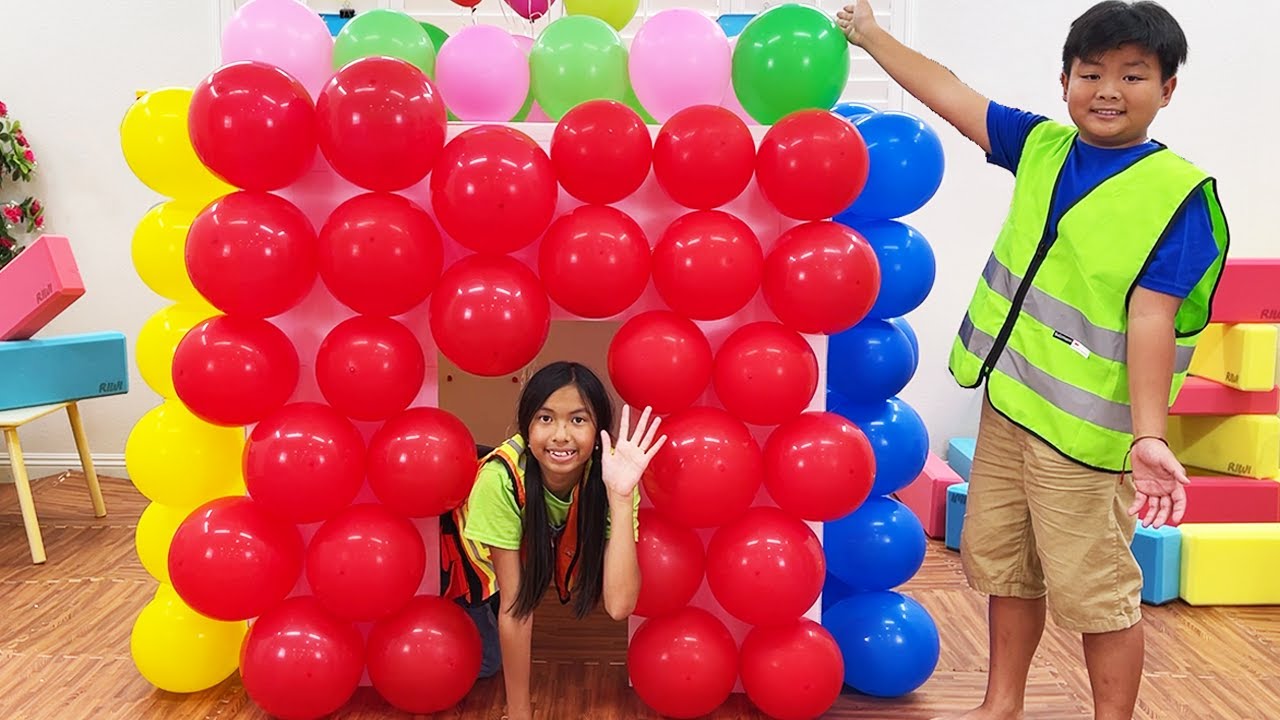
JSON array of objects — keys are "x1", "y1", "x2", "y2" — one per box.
[{"x1": 2, "y1": 0, "x2": 1275, "y2": 472}]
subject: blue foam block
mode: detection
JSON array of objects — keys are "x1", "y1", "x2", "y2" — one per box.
[
  {"x1": 0, "y1": 332, "x2": 128, "y2": 410},
  {"x1": 1130, "y1": 524, "x2": 1182, "y2": 605},
  {"x1": 945, "y1": 482, "x2": 968, "y2": 551},
  {"x1": 948, "y1": 437, "x2": 976, "y2": 480}
]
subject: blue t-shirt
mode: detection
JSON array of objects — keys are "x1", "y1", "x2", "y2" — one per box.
[{"x1": 986, "y1": 102, "x2": 1218, "y2": 299}]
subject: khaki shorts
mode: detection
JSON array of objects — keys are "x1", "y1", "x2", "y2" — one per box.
[{"x1": 960, "y1": 396, "x2": 1142, "y2": 634}]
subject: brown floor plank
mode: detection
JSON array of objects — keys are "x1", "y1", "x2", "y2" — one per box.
[{"x1": 1, "y1": 474, "x2": 1278, "y2": 719}]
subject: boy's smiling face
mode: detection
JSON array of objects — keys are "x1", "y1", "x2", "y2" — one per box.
[{"x1": 1061, "y1": 43, "x2": 1177, "y2": 149}]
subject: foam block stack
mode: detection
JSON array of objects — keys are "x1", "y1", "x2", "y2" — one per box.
[
  {"x1": 896, "y1": 453, "x2": 962, "y2": 539},
  {"x1": 1161, "y1": 257, "x2": 1280, "y2": 606}
]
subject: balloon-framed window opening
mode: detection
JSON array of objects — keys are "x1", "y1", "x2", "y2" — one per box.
[{"x1": 125, "y1": 0, "x2": 944, "y2": 715}]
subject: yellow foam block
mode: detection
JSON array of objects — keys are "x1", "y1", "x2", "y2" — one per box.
[
  {"x1": 1179, "y1": 523, "x2": 1280, "y2": 605},
  {"x1": 1167, "y1": 414, "x2": 1280, "y2": 479},
  {"x1": 1188, "y1": 323, "x2": 1278, "y2": 391}
]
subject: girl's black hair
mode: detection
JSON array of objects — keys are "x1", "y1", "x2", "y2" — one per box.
[
  {"x1": 1063, "y1": 1, "x2": 1188, "y2": 81},
  {"x1": 509, "y1": 361, "x2": 614, "y2": 620}
]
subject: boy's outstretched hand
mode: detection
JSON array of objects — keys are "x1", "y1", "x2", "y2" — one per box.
[
  {"x1": 1127, "y1": 437, "x2": 1190, "y2": 528},
  {"x1": 600, "y1": 405, "x2": 667, "y2": 502},
  {"x1": 836, "y1": 1, "x2": 879, "y2": 47}
]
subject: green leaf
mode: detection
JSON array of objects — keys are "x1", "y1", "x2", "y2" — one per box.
[{"x1": 0, "y1": 133, "x2": 10, "y2": 142}]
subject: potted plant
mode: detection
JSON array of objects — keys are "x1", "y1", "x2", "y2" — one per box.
[{"x1": 0, "y1": 99, "x2": 46, "y2": 270}]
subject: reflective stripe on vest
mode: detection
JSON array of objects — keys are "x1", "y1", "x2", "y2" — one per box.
[{"x1": 948, "y1": 120, "x2": 1229, "y2": 471}]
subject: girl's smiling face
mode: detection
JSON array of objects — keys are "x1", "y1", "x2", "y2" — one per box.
[{"x1": 527, "y1": 383, "x2": 598, "y2": 492}]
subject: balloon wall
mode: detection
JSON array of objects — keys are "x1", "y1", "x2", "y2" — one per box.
[{"x1": 121, "y1": 0, "x2": 945, "y2": 717}]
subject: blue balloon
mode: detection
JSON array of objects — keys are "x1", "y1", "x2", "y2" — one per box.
[
  {"x1": 827, "y1": 393, "x2": 929, "y2": 496},
  {"x1": 887, "y1": 316, "x2": 919, "y2": 375},
  {"x1": 823, "y1": 591, "x2": 940, "y2": 697},
  {"x1": 844, "y1": 111, "x2": 945, "y2": 220},
  {"x1": 822, "y1": 572, "x2": 855, "y2": 612},
  {"x1": 827, "y1": 319, "x2": 915, "y2": 404},
  {"x1": 835, "y1": 218, "x2": 936, "y2": 319},
  {"x1": 824, "y1": 496, "x2": 927, "y2": 592},
  {"x1": 833, "y1": 101, "x2": 877, "y2": 120},
  {"x1": 716, "y1": 13, "x2": 755, "y2": 37}
]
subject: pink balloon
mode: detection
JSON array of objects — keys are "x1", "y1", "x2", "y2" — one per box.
[
  {"x1": 221, "y1": 0, "x2": 334, "y2": 99},
  {"x1": 437, "y1": 26, "x2": 529, "y2": 122},
  {"x1": 506, "y1": 0, "x2": 554, "y2": 20},
  {"x1": 630, "y1": 9, "x2": 731, "y2": 123}
]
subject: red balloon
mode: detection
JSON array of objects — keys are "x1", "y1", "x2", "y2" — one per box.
[
  {"x1": 713, "y1": 321, "x2": 818, "y2": 426},
  {"x1": 316, "y1": 315, "x2": 425, "y2": 422},
  {"x1": 764, "y1": 411, "x2": 875, "y2": 522},
  {"x1": 429, "y1": 255, "x2": 550, "y2": 377},
  {"x1": 756, "y1": 109, "x2": 870, "y2": 220},
  {"x1": 318, "y1": 193, "x2": 444, "y2": 316},
  {"x1": 189, "y1": 61, "x2": 317, "y2": 191},
  {"x1": 168, "y1": 496, "x2": 304, "y2": 621},
  {"x1": 306, "y1": 503, "x2": 427, "y2": 622},
  {"x1": 430, "y1": 125, "x2": 558, "y2": 254},
  {"x1": 652, "y1": 105, "x2": 755, "y2": 210},
  {"x1": 538, "y1": 205, "x2": 651, "y2": 319},
  {"x1": 628, "y1": 607, "x2": 739, "y2": 719},
  {"x1": 551, "y1": 99, "x2": 652, "y2": 204},
  {"x1": 317, "y1": 56, "x2": 447, "y2": 191},
  {"x1": 763, "y1": 221, "x2": 881, "y2": 334},
  {"x1": 607, "y1": 311, "x2": 712, "y2": 415},
  {"x1": 185, "y1": 191, "x2": 318, "y2": 318},
  {"x1": 652, "y1": 210, "x2": 763, "y2": 320},
  {"x1": 740, "y1": 619, "x2": 845, "y2": 720},
  {"x1": 644, "y1": 406, "x2": 762, "y2": 529},
  {"x1": 633, "y1": 509, "x2": 705, "y2": 618},
  {"x1": 244, "y1": 402, "x2": 366, "y2": 525},
  {"x1": 240, "y1": 596, "x2": 364, "y2": 720},
  {"x1": 172, "y1": 315, "x2": 300, "y2": 427},
  {"x1": 367, "y1": 595, "x2": 482, "y2": 714},
  {"x1": 705, "y1": 506, "x2": 825, "y2": 626},
  {"x1": 368, "y1": 407, "x2": 477, "y2": 517}
]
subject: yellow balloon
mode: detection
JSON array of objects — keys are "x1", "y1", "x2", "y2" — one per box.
[
  {"x1": 132, "y1": 201, "x2": 207, "y2": 302},
  {"x1": 565, "y1": 0, "x2": 639, "y2": 31},
  {"x1": 135, "y1": 502, "x2": 190, "y2": 583},
  {"x1": 120, "y1": 88, "x2": 234, "y2": 203},
  {"x1": 136, "y1": 303, "x2": 220, "y2": 398},
  {"x1": 130, "y1": 583, "x2": 246, "y2": 693},
  {"x1": 125, "y1": 401, "x2": 246, "y2": 508}
]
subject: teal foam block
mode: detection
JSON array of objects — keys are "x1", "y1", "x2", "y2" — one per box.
[
  {"x1": 948, "y1": 437, "x2": 976, "y2": 480},
  {"x1": 1131, "y1": 524, "x2": 1182, "y2": 605},
  {"x1": 945, "y1": 482, "x2": 968, "y2": 551},
  {"x1": 0, "y1": 332, "x2": 128, "y2": 410}
]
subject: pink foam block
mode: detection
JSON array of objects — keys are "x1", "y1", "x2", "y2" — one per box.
[
  {"x1": 0, "y1": 235, "x2": 85, "y2": 340},
  {"x1": 1210, "y1": 258, "x2": 1280, "y2": 323},
  {"x1": 1171, "y1": 376, "x2": 1280, "y2": 416},
  {"x1": 895, "y1": 452, "x2": 962, "y2": 538},
  {"x1": 1166, "y1": 476, "x2": 1280, "y2": 527}
]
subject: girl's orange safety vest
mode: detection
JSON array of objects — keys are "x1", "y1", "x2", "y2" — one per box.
[{"x1": 441, "y1": 435, "x2": 583, "y2": 607}]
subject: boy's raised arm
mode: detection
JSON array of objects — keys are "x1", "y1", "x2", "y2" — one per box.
[{"x1": 837, "y1": 1, "x2": 991, "y2": 154}]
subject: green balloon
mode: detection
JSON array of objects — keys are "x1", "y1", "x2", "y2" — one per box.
[
  {"x1": 334, "y1": 9, "x2": 436, "y2": 78},
  {"x1": 623, "y1": 83, "x2": 657, "y2": 125},
  {"x1": 732, "y1": 5, "x2": 850, "y2": 124},
  {"x1": 529, "y1": 16, "x2": 629, "y2": 120},
  {"x1": 418, "y1": 21, "x2": 449, "y2": 55}
]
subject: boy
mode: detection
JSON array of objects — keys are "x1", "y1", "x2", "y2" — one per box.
[{"x1": 836, "y1": 2, "x2": 1228, "y2": 719}]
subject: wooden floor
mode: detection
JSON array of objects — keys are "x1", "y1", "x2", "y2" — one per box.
[{"x1": 2, "y1": 474, "x2": 1278, "y2": 719}]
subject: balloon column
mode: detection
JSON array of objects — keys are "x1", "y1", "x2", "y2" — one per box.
[
  {"x1": 122, "y1": 0, "x2": 940, "y2": 716},
  {"x1": 821, "y1": 108, "x2": 946, "y2": 697}
]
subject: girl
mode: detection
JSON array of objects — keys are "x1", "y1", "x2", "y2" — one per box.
[{"x1": 440, "y1": 361, "x2": 666, "y2": 720}]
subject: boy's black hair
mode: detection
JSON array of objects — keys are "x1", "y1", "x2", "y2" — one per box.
[{"x1": 1062, "y1": 1, "x2": 1188, "y2": 81}]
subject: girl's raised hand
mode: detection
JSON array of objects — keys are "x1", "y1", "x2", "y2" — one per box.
[{"x1": 601, "y1": 405, "x2": 667, "y2": 501}]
